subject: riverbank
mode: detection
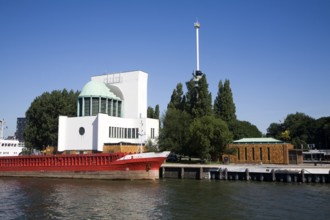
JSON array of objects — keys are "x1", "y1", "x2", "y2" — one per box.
[{"x1": 161, "y1": 163, "x2": 330, "y2": 183}]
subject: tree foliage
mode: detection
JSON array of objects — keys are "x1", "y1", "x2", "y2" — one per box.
[
  {"x1": 214, "y1": 79, "x2": 260, "y2": 140},
  {"x1": 158, "y1": 108, "x2": 191, "y2": 154},
  {"x1": 267, "y1": 112, "x2": 330, "y2": 149},
  {"x1": 147, "y1": 104, "x2": 160, "y2": 119},
  {"x1": 159, "y1": 74, "x2": 239, "y2": 161},
  {"x1": 188, "y1": 115, "x2": 233, "y2": 160},
  {"x1": 24, "y1": 89, "x2": 79, "y2": 149},
  {"x1": 314, "y1": 117, "x2": 330, "y2": 149},
  {"x1": 168, "y1": 83, "x2": 185, "y2": 111},
  {"x1": 185, "y1": 75, "x2": 212, "y2": 118},
  {"x1": 228, "y1": 120, "x2": 262, "y2": 140},
  {"x1": 214, "y1": 79, "x2": 236, "y2": 122}
]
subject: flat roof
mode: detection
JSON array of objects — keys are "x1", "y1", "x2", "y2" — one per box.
[{"x1": 233, "y1": 138, "x2": 284, "y2": 144}]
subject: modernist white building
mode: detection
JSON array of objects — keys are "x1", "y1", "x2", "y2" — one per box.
[{"x1": 58, "y1": 71, "x2": 159, "y2": 152}]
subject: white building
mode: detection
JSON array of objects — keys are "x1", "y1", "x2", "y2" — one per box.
[{"x1": 58, "y1": 71, "x2": 159, "y2": 153}]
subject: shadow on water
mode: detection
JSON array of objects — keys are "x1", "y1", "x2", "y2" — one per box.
[{"x1": 0, "y1": 177, "x2": 330, "y2": 220}]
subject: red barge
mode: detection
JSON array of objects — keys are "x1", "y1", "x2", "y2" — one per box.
[{"x1": 0, "y1": 151, "x2": 170, "y2": 180}]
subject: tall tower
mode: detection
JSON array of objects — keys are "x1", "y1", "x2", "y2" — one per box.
[
  {"x1": 194, "y1": 20, "x2": 200, "y2": 71},
  {"x1": 193, "y1": 20, "x2": 203, "y2": 86}
]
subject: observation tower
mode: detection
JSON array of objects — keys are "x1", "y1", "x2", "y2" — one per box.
[{"x1": 193, "y1": 20, "x2": 203, "y2": 87}]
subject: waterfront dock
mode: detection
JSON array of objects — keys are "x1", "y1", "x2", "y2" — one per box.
[{"x1": 160, "y1": 163, "x2": 330, "y2": 183}]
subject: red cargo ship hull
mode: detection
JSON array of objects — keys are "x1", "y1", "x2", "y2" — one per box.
[{"x1": 0, "y1": 151, "x2": 170, "y2": 180}]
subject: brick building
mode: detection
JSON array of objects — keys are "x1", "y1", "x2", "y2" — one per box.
[{"x1": 224, "y1": 138, "x2": 302, "y2": 165}]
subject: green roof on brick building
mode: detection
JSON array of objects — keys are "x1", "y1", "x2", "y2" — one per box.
[{"x1": 233, "y1": 138, "x2": 284, "y2": 144}]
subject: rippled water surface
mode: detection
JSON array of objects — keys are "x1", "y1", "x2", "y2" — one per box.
[{"x1": 0, "y1": 177, "x2": 329, "y2": 219}]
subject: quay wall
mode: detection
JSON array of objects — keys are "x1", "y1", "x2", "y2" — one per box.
[{"x1": 161, "y1": 163, "x2": 330, "y2": 184}]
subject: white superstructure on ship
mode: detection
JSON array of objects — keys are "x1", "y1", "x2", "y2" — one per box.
[{"x1": 0, "y1": 119, "x2": 24, "y2": 156}]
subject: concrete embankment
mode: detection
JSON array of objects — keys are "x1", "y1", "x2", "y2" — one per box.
[{"x1": 160, "y1": 163, "x2": 330, "y2": 183}]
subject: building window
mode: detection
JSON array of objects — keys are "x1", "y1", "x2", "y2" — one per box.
[
  {"x1": 118, "y1": 101, "x2": 122, "y2": 117},
  {"x1": 101, "y1": 98, "x2": 106, "y2": 114},
  {"x1": 132, "y1": 128, "x2": 136, "y2": 139},
  {"x1": 113, "y1": 101, "x2": 117, "y2": 116},
  {"x1": 260, "y1": 147, "x2": 263, "y2": 160},
  {"x1": 84, "y1": 98, "x2": 90, "y2": 116},
  {"x1": 151, "y1": 128, "x2": 155, "y2": 139},
  {"x1": 267, "y1": 147, "x2": 270, "y2": 161},
  {"x1": 252, "y1": 147, "x2": 255, "y2": 161},
  {"x1": 237, "y1": 148, "x2": 240, "y2": 161},
  {"x1": 245, "y1": 147, "x2": 247, "y2": 161},
  {"x1": 92, "y1": 97, "x2": 99, "y2": 116}
]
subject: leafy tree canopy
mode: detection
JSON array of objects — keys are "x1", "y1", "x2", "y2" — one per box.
[
  {"x1": 228, "y1": 120, "x2": 262, "y2": 140},
  {"x1": 214, "y1": 79, "x2": 236, "y2": 122},
  {"x1": 158, "y1": 108, "x2": 191, "y2": 154},
  {"x1": 188, "y1": 115, "x2": 233, "y2": 160},
  {"x1": 185, "y1": 75, "x2": 212, "y2": 118},
  {"x1": 147, "y1": 104, "x2": 160, "y2": 119},
  {"x1": 267, "y1": 112, "x2": 330, "y2": 149},
  {"x1": 168, "y1": 83, "x2": 185, "y2": 111},
  {"x1": 24, "y1": 89, "x2": 79, "y2": 150}
]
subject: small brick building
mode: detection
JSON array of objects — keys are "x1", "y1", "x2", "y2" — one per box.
[{"x1": 224, "y1": 138, "x2": 302, "y2": 165}]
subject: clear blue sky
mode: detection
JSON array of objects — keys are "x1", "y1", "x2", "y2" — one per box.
[{"x1": 1, "y1": 0, "x2": 329, "y2": 138}]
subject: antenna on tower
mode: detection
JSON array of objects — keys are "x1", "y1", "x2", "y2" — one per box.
[{"x1": 192, "y1": 19, "x2": 203, "y2": 88}]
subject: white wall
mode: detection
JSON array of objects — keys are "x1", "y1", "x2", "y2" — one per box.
[
  {"x1": 58, "y1": 71, "x2": 159, "y2": 152},
  {"x1": 58, "y1": 114, "x2": 159, "y2": 152},
  {"x1": 58, "y1": 115, "x2": 98, "y2": 151},
  {"x1": 91, "y1": 71, "x2": 148, "y2": 119}
]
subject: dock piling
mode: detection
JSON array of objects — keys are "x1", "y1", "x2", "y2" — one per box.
[
  {"x1": 224, "y1": 168, "x2": 228, "y2": 180},
  {"x1": 301, "y1": 169, "x2": 305, "y2": 183},
  {"x1": 271, "y1": 169, "x2": 276, "y2": 181},
  {"x1": 245, "y1": 169, "x2": 250, "y2": 181}
]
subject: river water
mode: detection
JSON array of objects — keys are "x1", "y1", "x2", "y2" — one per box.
[{"x1": 0, "y1": 177, "x2": 329, "y2": 220}]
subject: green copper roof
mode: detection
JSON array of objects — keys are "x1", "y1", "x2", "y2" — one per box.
[
  {"x1": 79, "y1": 81, "x2": 120, "y2": 100},
  {"x1": 233, "y1": 138, "x2": 284, "y2": 144}
]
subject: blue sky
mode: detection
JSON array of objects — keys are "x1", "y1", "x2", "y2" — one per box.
[{"x1": 1, "y1": 0, "x2": 329, "y2": 138}]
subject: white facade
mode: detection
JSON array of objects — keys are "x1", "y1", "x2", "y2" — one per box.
[
  {"x1": 58, "y1": 71, "x2": 159, "y2": 152},
  {"x1": 91, "y1": 71, "x2": 148, "y2": 119}
]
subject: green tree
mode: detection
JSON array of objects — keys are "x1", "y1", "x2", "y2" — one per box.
[
  {"x1": 283, "y1": 112, "x2": 315, "y2": 148},
  {"x1": 267, "y1": 112, "x2": 319, "y2": 149},
  {"x1": 147, "y1": 105, "x2": 160, "y2": 119},
  {"x1": 228, "y1": 120, "x2": 262, "y2": 140},
  {"x1": 24, "y1": 89, "x2": 79, "y2": 150},
  {"x1": 154, "y1": 104, "x2": 160, "y2": 119},
  {"x1": 267, "y1": 122, "x2": 283, "y2": 139},
  {"x1": 147, "y1": 106, "x2": 155, "y2": 118},
  {"x1": 185, "y1": 75, "x2": 212, "y2": 118},
  {"x1": 314, "y1": 117, "x2": 330, "y2": 149},
  {"x1": 158, "y1": 108, "x2": 191, "y2": 154},
  {"x1": 168, "y1": 83, "x2": 185, "y2": 111},
  {"x1": 214, "y1": 79, "x2": 236, "y2": 122},
  {"x1": 189, "y1": 115, "x2": 233, "y2": 161}
]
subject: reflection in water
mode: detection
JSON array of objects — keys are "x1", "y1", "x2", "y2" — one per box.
[{"x1": 0, "y1": 178, "x2": 329, "y2": 220}]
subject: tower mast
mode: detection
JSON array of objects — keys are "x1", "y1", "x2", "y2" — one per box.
[
  {"x1": 194, "y1": 20, "x2": 200, "y2": 71},
  {"x1": 193, "y1": 20, "x2": 203, "y2": 87}
]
